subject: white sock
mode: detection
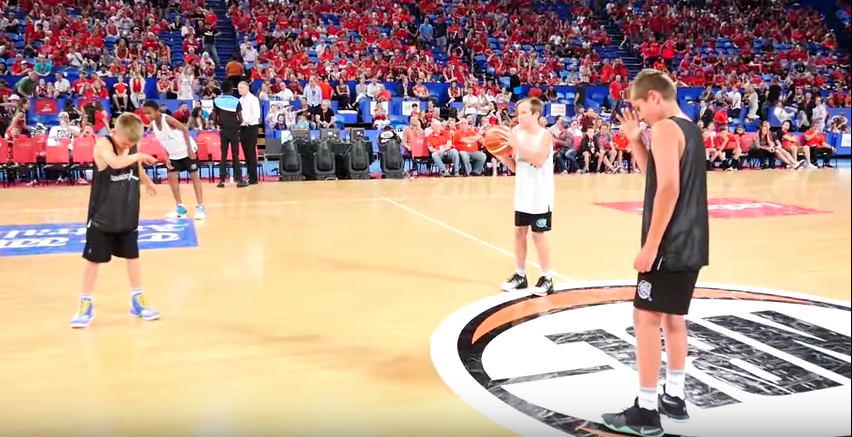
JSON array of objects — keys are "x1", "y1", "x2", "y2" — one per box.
[
  {"x1": 541, "y1": 271, "x2": 550, "y2": 278},
  {"x1": 131, "y1": 288, "x2": 142, "y2": 296},
  {"x1": 515, "y1": 268, "x2": 525, "y2": 276},
  {"x1": 665, "y1": 368, "x2": 686, "y2": 399},
  {"x1": 638, "y1": 387, "x2": 658, "y2": 411},
  {"x1": 81, "y1": 294, "x2": 92, "y2": 301}
]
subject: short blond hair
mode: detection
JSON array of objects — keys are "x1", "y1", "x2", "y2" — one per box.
[
  {"x1": 114, "y1": 113, "x2": 144, "y2": 144},
  {"x1": 516, "y1": 97, "x2": 543, "y2": 116},
  {"x1": 629, "y1": 69, "x2": 677, "y2": 102}
]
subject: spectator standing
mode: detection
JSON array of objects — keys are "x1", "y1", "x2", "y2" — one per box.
[
  {"x1": 238, "y1": 81, "x2": 261, "y2": 185},
  {"x1": 224, "y1": 55, "x2": 244, "y2": 93},
  {"x1": 303, "y1": 77, "x2": 323, "y2": 116},
  {"x1": 177, "y1": 66, "x2": 195, "y2": 100},
  {"x1": 811, "y1": 96, "x2": 828, "y2": 132},
  {"x1": 210, "y1": 81, "x2": 247, "y2": 188},
  {"x1": 202, "y1": 23, "x2": 220, "y2": 65},
  {"x1": 241, "y1": 42, "x2": 257, "y2": 67},
  {"x1": 418, "y1": 18, "x2": 434, "y2": 45},
  {"x1": 15, "y1": 72, "x2": 36, "y2": 98},
  {"x1": 609, "y1": 75, "x2": 623, "y2": 113}
]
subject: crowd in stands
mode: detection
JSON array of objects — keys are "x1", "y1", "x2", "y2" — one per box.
[
  {"x1": 395, "y1": 86, "x2": 838, "y2": 179},
  {"x1": 0, "y1": 0, "x2": 848, "y2": 182},
  {"x1": 609, "y1": 0, "x2": 850, "y2": 90}
]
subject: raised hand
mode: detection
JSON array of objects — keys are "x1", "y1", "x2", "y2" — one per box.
[{"x1": 616, "y1": 107, "x2": 642, "y2": 143}]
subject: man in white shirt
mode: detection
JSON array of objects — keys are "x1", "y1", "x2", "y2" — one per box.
[
  {"x1": 53, "y1": 72, "x2": 71, "y2": 97},
  {"x1": 462, "y1": 89, "x2": 479, "y2": 120},
  {"x1": 366, "y1": 78, "x2": 380, "y2": 100},
  {"x1": 494, "y1": 97, "x2": 555, "y2": 296},
  {"x1": 241, "y1": 44, "x2": 258, "y2": 66},
  {"x1": 238, "y1": 81, "x2": 261, "y2": 184}
]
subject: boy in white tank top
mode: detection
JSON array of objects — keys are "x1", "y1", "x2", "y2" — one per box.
[
  {"x1": 493, "y1": 98, "x2": 555, "y2": 296},
  {"x1": 142, "y1": 101, "x2": 206, "y2": 220}
]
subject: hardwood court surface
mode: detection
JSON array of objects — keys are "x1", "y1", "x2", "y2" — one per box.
[{"x1": 0, "y1": 169, "x2": 849, "y2": 436}]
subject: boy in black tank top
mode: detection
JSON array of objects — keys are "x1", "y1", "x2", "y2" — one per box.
[
  {"x1": 70, "y1": 113, "x2": 163, "y2": 329},
  {"x1": 602, "y1": 70, "x2": 709, "y2": 437}
]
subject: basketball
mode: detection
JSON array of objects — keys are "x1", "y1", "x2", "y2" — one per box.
[{"x1": 482, "y1": 126, "x2": 512, "y2": 156}]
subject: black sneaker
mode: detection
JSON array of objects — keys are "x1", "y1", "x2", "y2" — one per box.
[
  {"x1": 216, "y1": 181, "x2": 225, "y2": 188},
  {"x1": 500, "y1": 273, "x2": 528, "y2": 292},
  {"x1": 601, "y1": 398, "x2": 664, "y2": 437},
  {"x1": 236, "y1": 180, "x2": 250, "y2": 188},
  {"x1": 530, "y1": 276, "x2": 554, "y2": 296},
  {"x1": 658, "y1": 387, "x2": 690, "y2": 423}
]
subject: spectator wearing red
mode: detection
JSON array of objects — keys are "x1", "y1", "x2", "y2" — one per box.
[
  {"x1": 318, "y1": 78, "x2": 333, "y2": 100},
  {"x1": 426, "y1": 120, "x2": 459, "y2": 176},
  {"x1": 375, "y1": 85, "x2": 391, "y2": 102},
  {"x1": 803, "y1": 128, "x2": 836, "y2": 167},
  {"x1": 609, "y1": 75, "x2": 623, "y2": 112},
  {"x1": 713, "y1": 103, "x2": 730, "y2": 128},
  {"x1": 89, "y1": 102, "x2": 109, "y2": 136},
  {"x1": 452, "y1": 117, "x2": 486, "y2": 176}
]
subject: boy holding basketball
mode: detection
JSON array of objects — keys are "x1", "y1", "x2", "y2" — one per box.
[{"x1": 494, "y1": 98, "x2": 555, "y2": 296}]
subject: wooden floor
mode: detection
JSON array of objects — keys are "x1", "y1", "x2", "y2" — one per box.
[{"x1": 0, "y1": 169, "x2": 849, "y2": 436}]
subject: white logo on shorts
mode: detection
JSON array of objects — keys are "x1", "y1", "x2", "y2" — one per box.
[
  {"x1": 637, "y1": 280, "x2": 653, "y2": 301},
  {"x1": 535, "y1": 218, "x2": 548, "y2": 228}
]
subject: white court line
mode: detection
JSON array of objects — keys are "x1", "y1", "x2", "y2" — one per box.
[{"x1": 380, "y1": 197, "x2": 578, "y2": 282}]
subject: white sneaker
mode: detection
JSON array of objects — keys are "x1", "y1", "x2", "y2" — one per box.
[
  {"x1": 194, "y1": 205, "x2": 206, "y2": 220},
  {"x1": 166, "y1": 204, "x2": 188, "y2": 218}
]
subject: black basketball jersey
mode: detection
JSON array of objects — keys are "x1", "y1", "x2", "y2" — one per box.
[
  {"x1": 641, "y1": 116, "x2": 709, "y2": 271},
  {"x1": 86, "y1": 136, "x2": 141, "y2": 233}
]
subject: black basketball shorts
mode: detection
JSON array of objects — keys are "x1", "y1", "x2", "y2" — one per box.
[
  {"x1": 82, "y1": 227, "x2": 140, "y2": 264},
  {"x1": 514, "y1": 210, "x2": 552, "y2": 233},
  {"x1": 169, "y1": 157, "x2": 199, "y2": 173},
  {"x1": 634, "y1": 267, "x2": 700, "y2": 315}
]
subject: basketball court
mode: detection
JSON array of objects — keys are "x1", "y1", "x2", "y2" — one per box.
[{"x1": 0, "y1": 169, "x2": 849, "y2": 436}]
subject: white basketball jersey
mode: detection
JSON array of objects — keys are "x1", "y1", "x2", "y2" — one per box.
[
  {"x1": 151, "y1": 114, "x2": 195, "y2": 160},
  {"x1": 513, "y1": 125, "x2": 554, "y2": 214}
]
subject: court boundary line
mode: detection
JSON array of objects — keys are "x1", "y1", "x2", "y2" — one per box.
[{"x1": 380, "y1": 197, "x2": 578, "y2": 283}]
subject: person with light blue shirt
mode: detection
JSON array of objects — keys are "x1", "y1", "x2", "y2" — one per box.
[
  {"x1": 295, "y1": 114, "x2": 310, "y2": 130},
  {"x1": 33, "y1": 55, "x2": 52, "y2": 77},
  {"x1": 418, "y1": 19, "x2": 433, "y2": 43}
]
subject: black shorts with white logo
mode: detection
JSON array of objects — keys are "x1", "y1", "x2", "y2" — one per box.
[
  {"x1": 169, "y1": 157, "x2": 199, "y2": 173},
  {"x1": 82, "y1": 227, "x2": 139, "y2": 264},
  {"x1": 514, "y1": 210, "x2": 552, "y2": 233},
  {"x1": 634, "y1": 267, "x2": 700, "y2": 315}
]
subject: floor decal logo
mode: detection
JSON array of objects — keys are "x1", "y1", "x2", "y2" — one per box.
[
  {"x1": 431, "y1": 281, "x2": 851, "y2": 437},
  {"x1": 0, "y1": 219, "x2": 198, "y2": 257}
]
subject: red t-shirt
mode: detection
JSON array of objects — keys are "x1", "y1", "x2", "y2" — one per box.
[{"x1": 804, "y1": 130, "x2": 826, "y2": 146}]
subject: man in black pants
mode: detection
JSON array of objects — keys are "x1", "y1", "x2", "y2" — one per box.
[
  {"x1": 210, "y1": 81, "x2": 247, "y2": 188},
  {"x1": 238, "y1": 81, "x2": 261, "y2": 184}
]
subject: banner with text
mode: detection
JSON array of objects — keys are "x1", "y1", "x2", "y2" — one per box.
[{"x1": 0, "y1": 219, "x2": 199, "y2": 257}]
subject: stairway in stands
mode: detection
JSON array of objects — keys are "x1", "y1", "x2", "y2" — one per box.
[
  {"x1": 596, "y1": 12, "x2": 642, "y2": 78},
  {"x1": 205, "y1": 0, "x2": 238, "y2": 80}
]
